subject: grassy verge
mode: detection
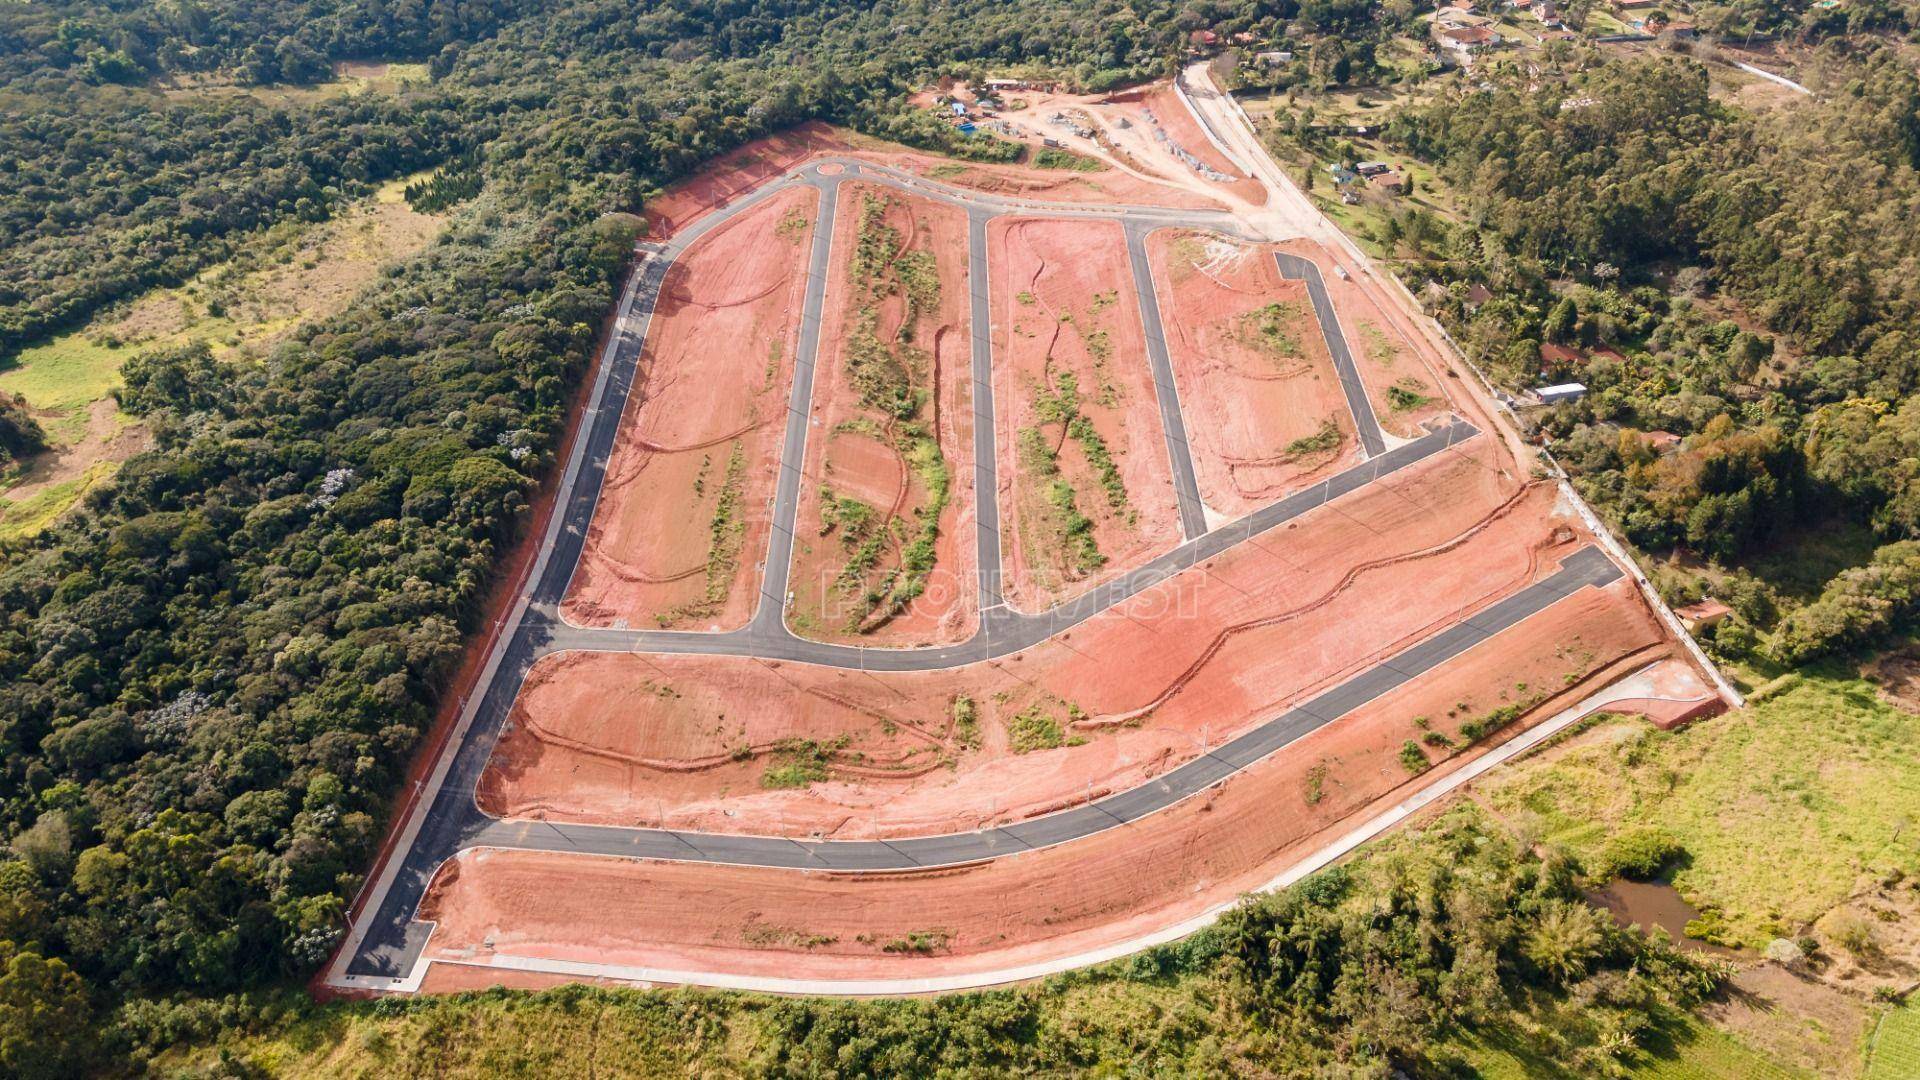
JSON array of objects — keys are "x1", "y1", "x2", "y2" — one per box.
[{"x1": 144, "y1": 805, "x2": 1767, "y2": 1077}]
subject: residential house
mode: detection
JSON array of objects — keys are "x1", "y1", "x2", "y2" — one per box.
[
  {"x1": 1534, "y1": 382, "x2": 1587, "y2": 405},
  {"x1": 1644, "y1": 430, "x2": 1683, "y2": 454},
  {"x1": 1433, "y1": 23, "x2": 1499, "y2": 62},
  {"x1": 1675, "y1": 598, "x2": 1733, "y2": 633}
]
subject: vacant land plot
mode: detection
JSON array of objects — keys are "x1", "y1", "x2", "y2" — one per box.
[
  {"x1": 788, "y1": 183, "x2": 976, "y2": 644},
  {"x1": 1149, "y1": 229, "x2": 1358, "y2": 517},
  {"x1": 991, "y1": 217, "x2": 1180, "y2": 612},
  {"x1": 562, "y1": 185, "x2": 817, "y2": 630}
]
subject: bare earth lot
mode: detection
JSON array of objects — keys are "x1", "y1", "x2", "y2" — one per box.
[
  {"x1": 1149, "y1": 228, "x2": 1359, "y2": 518},
  {"x1": 992, "y1": 216, "x2": 1182, "y2": 612},
  {"x1": 787, "y1": 182, "x2": 977, "y2": 644},
  {"x1": 562, "y1": 184, "x2": 816, "y2": 630}
]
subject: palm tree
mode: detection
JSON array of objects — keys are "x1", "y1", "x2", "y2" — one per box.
[{"x1": 1524, "y1": 898, "x2": 1607, "y2": 984}]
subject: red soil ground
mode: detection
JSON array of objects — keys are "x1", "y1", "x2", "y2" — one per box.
[
  {"x1": 561, "y1": 185, "x2": 817, "y2": 631},
  {"x1": 872, "y1": 150, "x2": 1226, "y2": 211},
  {"x1": 989, "y1": 216, "x2": 1183, "y2": 613},
  {"x1": 786, "y1": 182, "x2": 977, "y2": 645},
  {"x1": 1279, "y1": 240, "x2": 1458, "y2": 441},
  {"x1": 1099, "y1": 86, "x2": 1268, "y2": 208},
  {"x1": 484, "y1": 441, "x2": 1593, "y2": 838},
  {"x1": 637, "y1": 121, "x2": 1222, "y2": 242},
  {"x1": 1148, "y1": 228, "x2": 1361, "y2": 519},
  {"x1": 426, "y1": 580, "x2": 1675, "y2": 986},
  {"x1": 641, "y1": 123, "x2": 858, "y2": 239}
]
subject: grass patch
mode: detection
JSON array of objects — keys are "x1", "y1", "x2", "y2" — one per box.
[
  {"x1": 1007, "y1": 706, "x2": 1066, "y2": 753},
  {"x1": 741, "y1": 923, "x2": 838, "y2": 949},
  {"x1": 1018, "y1": 426, "x2": 1104, "y2": 575},
  {"x1": 776, "y1": 206, "x2": 810, "y2": 243},
  {"x1": 1284, "y1": 419, "x2": 1342, "y2": 461},
  {"x1": 0, "y1": 335, "x2": 126, "y2": 443},
  {"x1": 1867, "y1": 1003, "x2": 1920, "y2": 1080},
  {"x1": 1235, "y1": 300, "x2": 1306, "y2": 366},
  {"x1": 951, "y1": 695, "x2": 979, "y2": 749},
  {"x1": 1038, "y1": 371, "x2": 1126, "y2": 511},
  {"x1": 1386, "y1": 378, "x2": 1431, "y2": 412},
  {"x1": 0, "y1": 460, "x2": 115, "y2": 540},
  {"x1": 1359, "y1": 320, "x2": 1400, "y2": 367},
  {"x1": 1304, "y1": 762, "x2": 1329, "y2": 805},
  {"x1": 1399, "y1": 739, "x2": 1432, "y2": 774},
  {"x1": 760, "y1": 737, "x2": 841, "y2": 789},
  {"x1": 881, "y1": 929, "x2": 952, "y2": 954},
  {"x1": 1482, "y1": 669, "x2": 1920, "y2": 947},
  {"x1": 663, "y1": 441, "x2": 747, "y2": 626},
  {"x1": 1031, "y1": 146, "x2": 1105, "y2": 171}
]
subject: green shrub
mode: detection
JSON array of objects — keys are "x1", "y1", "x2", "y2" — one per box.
[{"x1": 1597, "y1": 826, "x2": 1686, "y2": 881}]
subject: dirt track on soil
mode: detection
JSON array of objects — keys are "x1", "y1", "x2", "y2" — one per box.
[
  {"x1": 1099, "y1": 86, "x2": 1268, "y2": 208},
  {"x1": 432, "y1": 577, "x2": 1672, "y2": 983},
  {"x1": 562, "y1": 185, "x2": 817, "y2": 631},
  {"x1": 787, "y1": 183, "x2": 977, "y2": 645},
  {"x1": 990, "y1": 217, "x2": 1182, "y2": 613},
  {"x1": 1149, "y1": 229, "x2": 1360, "y2": 518}
]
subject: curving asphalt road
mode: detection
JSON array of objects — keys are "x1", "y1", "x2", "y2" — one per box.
[{"x1": 333, "y1": 155, "x2": 1616, "y2": 987}]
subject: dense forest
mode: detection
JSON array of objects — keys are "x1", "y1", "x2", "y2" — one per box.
[{"x1": 1380, "y1": 42, "x2": 1920, "y2": 666}]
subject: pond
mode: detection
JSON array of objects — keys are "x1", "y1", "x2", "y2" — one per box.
[{"x1": 1585, "y1": 878, "x2": 1744, "y2": 958}]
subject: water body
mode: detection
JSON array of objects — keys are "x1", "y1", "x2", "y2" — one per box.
[{"x1": 1587, "y1": 878, "x2": 1743, "y2": 958}]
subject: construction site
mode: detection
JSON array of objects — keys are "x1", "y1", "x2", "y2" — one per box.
[{"x1": 325, "y1": 73, "x2": 1732, "y2": 997}]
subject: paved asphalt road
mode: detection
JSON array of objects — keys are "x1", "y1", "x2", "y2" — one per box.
[
  {"x1": 1273, "y1": 251, "x2": 1388, "y2": 458},
  {"x1": 1124, "y1": 221, "x2": 1209, "y2": 540},
  {"x1": 337, "y1": 156, "x2": 1556, "y2": 984}
]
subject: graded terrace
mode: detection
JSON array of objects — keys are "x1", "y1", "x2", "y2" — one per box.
[{"x1": 330, "y1": 95, "x2": 1724, "y2": 996}]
